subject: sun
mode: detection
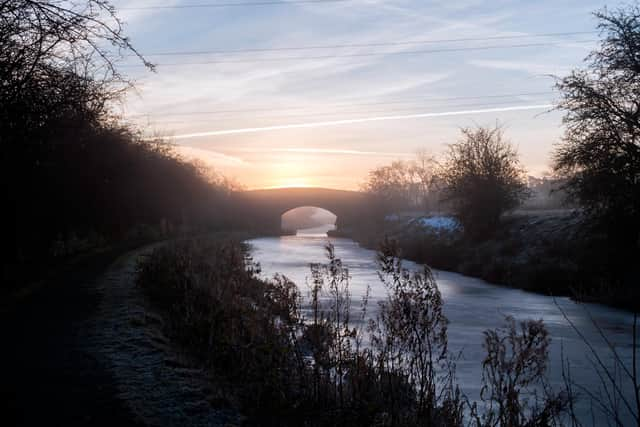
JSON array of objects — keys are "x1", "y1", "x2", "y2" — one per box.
[{"x1": 267, "y1": 177, "x2": 313, "y2": 189}]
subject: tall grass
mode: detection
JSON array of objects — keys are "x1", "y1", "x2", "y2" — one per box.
[{"x1": 137, "y1": 237, "x2": 570, "y2": 426}]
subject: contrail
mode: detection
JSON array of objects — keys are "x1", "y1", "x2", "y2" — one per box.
[{"x1": 158, "y1": 104, "x2": 552, "y2": 140}]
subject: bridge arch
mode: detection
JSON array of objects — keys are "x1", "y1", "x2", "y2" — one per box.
[
  {"x1": 238, "y1": 187, "x2": 372, "y2": 234},
  {"x1": 280, "y1": 206, "x2": 337, "y2": 234}
]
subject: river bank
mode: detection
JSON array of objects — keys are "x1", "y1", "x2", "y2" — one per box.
[{"x1": 333, "y1": 210, "x2": 640, "y2": 312}]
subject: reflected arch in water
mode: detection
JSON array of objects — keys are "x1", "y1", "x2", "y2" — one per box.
[{"x1": 281, "y1": 206, "x2": 337, "y2": 235}]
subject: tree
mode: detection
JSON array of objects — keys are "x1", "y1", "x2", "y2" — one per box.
[
  {"x1": 0, "y1": 0, "x2": 152, "y2": 104},
  {"x1": 0, "y1": 2, "x2": 238, "y2": 291},
  {"x1": 410, "y1": 150, "x2": 442, "y2": 212},
  {"x1": 362, "y1": 153, "x2": 439, "y2": 214},
  {"x1": 1, "y1": 1, "x2": 150, "y2": 267},
  {"x1": 553, "y1": 4, "x2": 640, "y2": 253},
  {"x1": 441, "y1": 125, "x2": 528, "y2": 237},
  {"x1": 363, "y1": 160, "x2": 414, "y2": 213}
]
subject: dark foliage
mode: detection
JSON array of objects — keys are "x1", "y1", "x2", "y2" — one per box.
[
  {"x1": 137, "y1": 238, "x2": 305, "y2": 423},
  {"x1": 362, "y1": 212, "x2": 640, "y2": 311},
  {"x1": 554, "y1": 4, "x2": 640, "y2": 262},
  {"x1": 1, "y1": 1, "x2": 236, "y2": 291},
  {"x1": 441, "y1": 125, "x2": 529, "y2": 238},
  {"x1": 372, "y1": 239, "x2": 462, "y2": 426}
]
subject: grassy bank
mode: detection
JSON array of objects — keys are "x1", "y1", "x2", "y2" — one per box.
[{"x1": 345, "y1": 211, "x2": 640, "y2": 312}]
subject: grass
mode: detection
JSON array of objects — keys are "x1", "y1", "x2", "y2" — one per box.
[{"x1": 136, "y1": 236, "x2": 571, "y2": 426}]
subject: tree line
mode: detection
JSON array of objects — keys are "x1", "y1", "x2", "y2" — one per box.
[
  {"x1": 1, "y1": 1, "x2": 238, "y2": 292},
  {"x1": 362, "y1": 124, "x2": 530, "y2": 239}
]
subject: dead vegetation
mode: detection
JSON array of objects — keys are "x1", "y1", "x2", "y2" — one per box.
[{"x1": 137, "y1": 237, "x2": 573, "y2": 426}]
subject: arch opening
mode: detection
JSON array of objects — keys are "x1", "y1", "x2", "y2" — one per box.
[{"x1": 281, "y1": 206, "x2": 337, "y2": 236}]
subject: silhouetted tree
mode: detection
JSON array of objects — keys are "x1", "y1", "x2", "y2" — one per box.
[
  {"x1": 553, "y1": 4, "x2": 640, "y2": 255},
  {"x1": 0, "y1": 2, "x2": 236, "y2": 291},
  {"x1": 441, "y1": 125, "x2": 528, "y2": 238},
  {"x1": 0, "y1": 0, "x2": 151, "y2": 101},
  {"x1": 362, "y1": 154, "x2": 439, "y2": 214}
]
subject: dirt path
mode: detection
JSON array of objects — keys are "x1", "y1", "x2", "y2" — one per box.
[{"x1": 1, "y1": 244, "x2": 238, "y2": 426}]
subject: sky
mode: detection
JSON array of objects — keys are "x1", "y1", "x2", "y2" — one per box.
[{"x1": 112, "y1": 0, "x2": 623, "y2": 190}]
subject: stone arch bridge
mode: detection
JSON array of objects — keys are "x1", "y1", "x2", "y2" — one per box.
[{"x1": 238, "y1": 187, "x2": 373, "y2": 233}]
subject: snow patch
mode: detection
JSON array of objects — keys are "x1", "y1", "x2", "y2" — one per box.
[{"x1": 411, "y1": 216, "x2": 460, "y2": 232}]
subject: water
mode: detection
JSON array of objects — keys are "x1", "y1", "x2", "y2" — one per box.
[{"x1": 247, "y1": 233, "x2": 639, "y2": 424}]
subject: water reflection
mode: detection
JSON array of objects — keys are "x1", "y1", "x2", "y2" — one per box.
[{"x1": 296, "y1": 224, "x2": 336, "y2": 237}]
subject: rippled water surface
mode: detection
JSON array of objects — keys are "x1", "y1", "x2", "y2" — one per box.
[{"x1": 247, "y1": 233, "x2": 638, "y2": 424}]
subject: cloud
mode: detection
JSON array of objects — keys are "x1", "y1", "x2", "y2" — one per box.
[
  {"x1": 468, "y1": 59, "x2": 573, "y2": 76},
  {"x1": 237, "y1": 147, "x2": 412, "y2": 157},
  {"x1": 158, "y1": 104, "x2": 552, "y2": 139},
  {"x1": 112, "y1": 0, "x2": 181, "y2": 24},
  {"x1": 117, "y1": 0, "x2": 598, "y2": 189},
  {"x1": 173, "y1": 145, "x2": 248, "y2": 168}
]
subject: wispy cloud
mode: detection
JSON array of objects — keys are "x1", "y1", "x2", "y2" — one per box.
[
  {"x1": 160, "y1": 105, "x2": 552, "y2": 139},
  {"x1": 468, "y1": 59, "x2": 574, "y2": 76},
  {"x1": 112, "y1": 0, "x2": 181, "y2": 24},
  {"x1": 238, "y1": 147, "x2": 412, "y2": 157},
  {"x1": 173, "y1": 145, "x2": 248, "y2": 167}
]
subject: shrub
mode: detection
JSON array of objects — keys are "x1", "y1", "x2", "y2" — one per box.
[{"x1": 471, "y1": 316, "x2": 569, "y2": 427}]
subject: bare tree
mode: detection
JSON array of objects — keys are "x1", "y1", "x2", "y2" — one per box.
[
  {"x1": 362, "y1": 153, "x2": 440, "y2": 214},
  {"x1": 410, "y1": 150, "x2": 441, "y2": 212},
  {"x1": 441, "y1": 124, "x2": 529, "y2": 238},
  {"x1": 0, "y1": 0, "x2": 152, "y2": 103},
  {"x1": 553, "y1": 3, "x2": 640, "y2": 254},
  {"x1": 362, "y1": 160, "x2": 414, "y2": 213}
]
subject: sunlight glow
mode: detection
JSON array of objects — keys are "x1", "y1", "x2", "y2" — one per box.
[{"x1": 265, "y1": 177, "x2": 313, "y2": 189}]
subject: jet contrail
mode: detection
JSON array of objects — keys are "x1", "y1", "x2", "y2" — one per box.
[{"x1": 157, "y1": 104, "x2": 552, "y2": 140}]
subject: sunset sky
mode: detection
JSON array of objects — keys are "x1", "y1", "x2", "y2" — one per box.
[{"x1": 114, "y1": 0, "x2": 616, "y2": 189}]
